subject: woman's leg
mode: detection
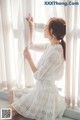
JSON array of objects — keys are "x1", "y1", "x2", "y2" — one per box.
[
  {"x1": 8, "y1": 90, "x2": 14, "y2": 104},
  {"x1": 8, "y1": 90, "x2": 18, "y2": 117}
]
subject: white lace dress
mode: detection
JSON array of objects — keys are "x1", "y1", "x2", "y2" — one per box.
[{"x1": 11, "y1": 43, "x2": 67, "y2": 120}]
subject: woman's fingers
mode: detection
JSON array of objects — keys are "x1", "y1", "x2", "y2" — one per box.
[
  {"x1": 23, "y1": 48, "x2": 32, "y2": 60},
  {"x1": 26, "y1": 18, "x2": 33, "y2": 24},
  {"x1": 26, "y1": 14, "x2": 33, "y2": 26},
  {"x1": 23, "y1": 48, "x2": 29, "y2": 56},
  {"x1": 23, "y1": 48, "x2": 28, "y2": 55}
]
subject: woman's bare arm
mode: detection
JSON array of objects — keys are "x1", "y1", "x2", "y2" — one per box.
[
  {"x1": 23, "y1": 48, "x2": 37, "y2": 73},
  {"x1": 26, "y1": 15, "x2": 49, "y2": 52},
  {"x1": 26, "y1": 15, "x2": 33, "y2": 46},
  {"x1": 28, "y1": 58, "x2": 37, "y2": 73}
]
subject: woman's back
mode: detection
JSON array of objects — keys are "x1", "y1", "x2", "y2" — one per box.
[{"x1": 33, "y1": 43, "x2": 64, "y2": 82}]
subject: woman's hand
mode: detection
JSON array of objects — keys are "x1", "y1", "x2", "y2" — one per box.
[
  {"x1": 23, "y1": 48, "x2": 32, "y2": 61},
  {"x1": 26, "y1": 14, "x2": 33, "y2": 27},
  {"x1": 23, "y1": 48, "x2": 37, "y2": 73}
]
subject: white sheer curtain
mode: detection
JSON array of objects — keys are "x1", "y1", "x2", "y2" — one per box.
[
  {"x1": 0, "y1": 0, "x2": 34, "y2": 91},
  {"x1": 65, "y1": 0, "x2": 80, "y2": 108}
]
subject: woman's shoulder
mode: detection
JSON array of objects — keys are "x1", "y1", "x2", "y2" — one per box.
[
  {"x1": 48, "y1": 44, "x2": 64, "y2": 59},
  {"x1": 55, "y1": 44, "x2": 63, "y2": 51},
  {"x1": 50, "y1": 44, "x2": 63, "y2": 52}
]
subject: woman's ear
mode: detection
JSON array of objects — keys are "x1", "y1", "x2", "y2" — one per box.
[
  {"x1": 49, "y1": 29, "x2": 57, "y2": 40},
  {"x1": 49, "y1": 29, "x2": 53, "y2": 37},
  {"x1": 50, "y1": 29, "x2": 53, "y2": 35}
]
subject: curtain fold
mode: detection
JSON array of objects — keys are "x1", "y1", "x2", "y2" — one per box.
[
  {"x1": 0, "y1": 3, "x2": 7, "y2": 84},
  {"x1": 78, "y1": 44, "x2": 80, "y2": 107},
  {"x1": 0, "y1": 0, "x2": 35, "y2": 91},
  {"x1": 65, "y1": 0, "x2": 80, "y2": 108},
  {"x1": 0, "y1": 0, "x2": 15, "y2": 85},
  {"x1": 76, "y1": 4, "x2": 80, "y2": 108},
  {"x1": 65, "y1": 2, "x2": 74, "y2": 107}
]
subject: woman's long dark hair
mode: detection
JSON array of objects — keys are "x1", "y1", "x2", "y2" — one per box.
[
  {"x1": 60, "y1": 39, "x2": 66, "y2": 60},
  {"x1": 48, "y1": 18, "x2": 66, "y2": 60}
]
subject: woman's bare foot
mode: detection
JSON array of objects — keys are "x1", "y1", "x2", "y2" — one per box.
[
  {"x1": 7, "y1": 104, "x2": 18, "y2": 118},
  {"x1": 12, "y1": 110, "x2": 18, "y2": 118},
  {"x1": 11, "y1": 105, "x2": 19, "y2": 118}
]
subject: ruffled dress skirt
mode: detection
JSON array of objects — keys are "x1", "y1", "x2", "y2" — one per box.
[{"x1": 11, "y1": 80, "x2": 67, "y2": 120}]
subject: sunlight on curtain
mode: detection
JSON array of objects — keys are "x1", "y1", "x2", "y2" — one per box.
[
  {"x1": 0, "y1": 0, "x2": 35, "y2": 91},
  {"x1": 77, "y1": 6, "x2": 80, "y2": 108},
  {"x1": 0, "y1": 0, "x2": 16, "y2": 86},
  {"x1": 10, "y1": 0, "x2": 35, "y2": 88},
  {"x1": 66, "y1": 1, "x2": 80, "y2": 109},
  {"x1": 0, "y1": 4, "x2": 7, "y2": 85}
]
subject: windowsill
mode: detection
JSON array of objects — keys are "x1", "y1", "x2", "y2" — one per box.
[
  {"x1": 0, "y1": 89, "x2": 80, "y2": 120},
  {"x1": 63, "y1": 107, "x2": 80, "y2": 120}
]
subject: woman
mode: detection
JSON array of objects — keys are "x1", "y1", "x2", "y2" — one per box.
[{"x1": 10, "y1": 15, "x2": 67, "y2": 120}]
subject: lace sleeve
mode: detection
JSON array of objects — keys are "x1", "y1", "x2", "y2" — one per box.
[
  {"x1": 33, "y1": 51, "x2": 61, "y2": 81},
  {"x1": 29, "y1": 43, "x2": 49, "y2": 52}
]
